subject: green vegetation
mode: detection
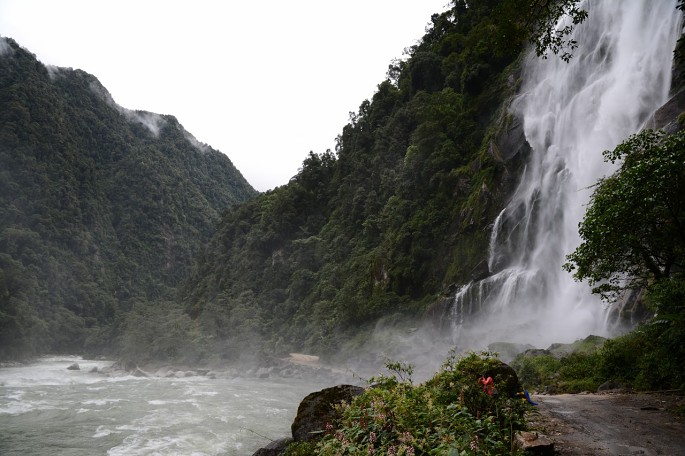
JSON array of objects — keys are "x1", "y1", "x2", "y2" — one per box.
[
  {"x1": 0, "y1": 38, "x2": 256, "y2": 360},
  {"x1": 513, "y1": 311, "x2": 685, "y2": 393},
  {"x1": 564, "y1": 129, "x2": 685, "y2": 300},
  {"x1": 512, "y1": 351, "x2": 603, "y2": 394},
  {"x1": 516, "y1": 130, "x2": 685, "y2": 393},
  {"x1": 181, "y1": 0, "x2": 533, "y2": 362},
  {"x1": 566, "y1": 129, "x2": 685, "y2": 391},
  {"x1": 287, "y1": 353, "x2": 529, "y2": 455},
  {"x1": 2, "y1": 0, "x2": 683, "y2": 375}
]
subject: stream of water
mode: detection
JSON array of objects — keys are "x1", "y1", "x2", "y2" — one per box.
[
  {"x1": 449, "y1": 0, "x2": 683, "y2": 348},
  {"x1": 3, "y1": 3, "x2": 684, "y2": 455},
  {"x1": 0, "y1": 356, "x2": 331, "y2": 456}
]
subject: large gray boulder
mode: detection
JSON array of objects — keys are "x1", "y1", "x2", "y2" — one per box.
[
  {"x1": 291, "y1": 384, "x2": 364, "y2": 442},
  {"x1": 251, "y1": 437, "x2": 292, "y2": 456}
]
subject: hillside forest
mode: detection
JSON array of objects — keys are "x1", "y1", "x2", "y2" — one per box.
[{"x1": 1, "y1": 0, "x2": 684, "y2": 386}]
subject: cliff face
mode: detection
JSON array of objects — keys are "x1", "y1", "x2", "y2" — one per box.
[{"x1": 0, "y1": 38, "x2": 256, "y2": 358}]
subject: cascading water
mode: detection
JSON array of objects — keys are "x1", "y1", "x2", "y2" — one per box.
[{"x1": 449, "y1": 0, "x2": 683, "y2": 349}]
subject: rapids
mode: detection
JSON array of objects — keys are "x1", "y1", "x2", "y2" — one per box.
[{"x1": 0, "y1": 356, "x2": 333, "y2": 456}]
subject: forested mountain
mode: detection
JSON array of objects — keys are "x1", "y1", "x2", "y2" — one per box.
[
  {"x1": 181, "y1": 3, "x2": 533, "y2": 362},
  {"x1": 0, "y1": 37, "x2": 257, "y2": 359},
  {"x1": 6, "y1": 1, "x2": 675, "y2": 367}
]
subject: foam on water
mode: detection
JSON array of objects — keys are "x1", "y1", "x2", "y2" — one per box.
[{"x1": 0, "y1": 356, "x2": 333, "y2": 455}]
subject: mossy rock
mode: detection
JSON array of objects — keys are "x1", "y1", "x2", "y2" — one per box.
[
  {"x1": 291, "y1": 384, "x2": 364, "y2": 442},
  {"x1": 482, "y1": 360, "x2": 522, "y2": 398}
]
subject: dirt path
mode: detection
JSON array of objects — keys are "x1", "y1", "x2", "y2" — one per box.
[{"x1": 527, "y1": 392, "x2": 685, "y2": 455}]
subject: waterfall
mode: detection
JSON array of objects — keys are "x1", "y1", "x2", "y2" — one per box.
[{"x1": 449, "y1": 0, "x2": 683, "y2": 348}]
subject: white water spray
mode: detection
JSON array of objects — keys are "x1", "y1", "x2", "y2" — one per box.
[{"x1": 450, "y1": 0, "x2": 682, "y2": 348}]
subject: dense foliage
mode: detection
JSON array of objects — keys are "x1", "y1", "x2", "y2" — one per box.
[
  {"x1": 3, "y1": 0, "x2": 682, "y2": 370},
  {"x1": 0, "y1": 38, "x2": 256, "y2": 360},
  {"x1": 564, "y1": 129, "x2": 685, "y2": 300},
  {"x1": 286, "y1": 353, "x2": 529, "y2": 456},
  {"x1": 181, "y1": 1, "x2": 534, "y2": 362},
  {"x1": 521, "y1": 128, "x2": 685, "y2": 393}
]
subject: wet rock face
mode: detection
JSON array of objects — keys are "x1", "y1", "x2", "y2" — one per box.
[{"x1": 291, "y1": 384, "x2": 365, "y2": 442}]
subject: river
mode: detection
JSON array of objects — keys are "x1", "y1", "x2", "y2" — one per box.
[{"x1": 0, "y1": 356, "x2": 335, "y2": 455}]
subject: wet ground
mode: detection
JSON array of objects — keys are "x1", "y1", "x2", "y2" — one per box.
[{"x1": 528, "y1": 392, "x2": 685, "y2": 455}]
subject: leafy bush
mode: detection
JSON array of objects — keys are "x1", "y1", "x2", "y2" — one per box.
[
  {"x1": 510, "y1": 355, "x2": 560, "y2": 390},
  {"x1": 512, "y1": 351, "x2": 601, "y2": 393},
  {"x1": 511, "y1": 278, "x2": 685, "y2": 393},
  {"x1": 557, "y1": 352, "x2": 602, "y2": 393},
  {"x1": 306, "y1": 353, "x2": 528, "y2": 455}
]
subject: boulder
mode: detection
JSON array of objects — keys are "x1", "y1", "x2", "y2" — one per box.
[
  {"x1": 482, "y1": 360, "x2": 522, "y2": 398},
  {"x1": 487, "y1": 342, "x2": 536, "y2": 363},
  {"x1": 515, "y1": 431, "x2": 554, "y2": 455},
  {"x1": 291, "y1": 384, "x2": 364, "y2": 442},
  {"x1": 132, "y1": 368, "x2": 149, "y2": 378},
  {"x1": 67, "y1": 363, "x2": 80, "y2": 370},
  {"x1": 597, "y1": 379, "x2": 629, "y2": 392},
  {"x1": 251, "y1": 437, "x2": 292, "y2": 456}
]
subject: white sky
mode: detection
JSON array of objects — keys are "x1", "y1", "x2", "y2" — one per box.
[{"x1": 0, "y1": 0, "x2": 449, "y2": 191}]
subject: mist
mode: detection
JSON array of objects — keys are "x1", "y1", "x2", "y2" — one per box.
[{"x1": 331, "y1": 0, "x2": 683, "y2": 380}]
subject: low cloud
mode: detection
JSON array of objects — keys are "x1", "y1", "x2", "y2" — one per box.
[
  {"x1": 88, "y1": 79, "x2": 166, "y2": 137},
  {"x1": 0, "y1": 36, "x2": 13, "y2": 55}
]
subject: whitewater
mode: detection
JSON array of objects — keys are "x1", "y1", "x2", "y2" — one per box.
[
  {"x1": 449, "y1": 0, "x2": 683, "y2": 349},
  {"x1": 0, "y1": 356, "x2": 332, "y2": 455},
  {"x1": 1, "y1": 2, "x2": 683, "y2": 456}
]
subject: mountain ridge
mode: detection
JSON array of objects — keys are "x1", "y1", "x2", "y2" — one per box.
[{"x1": 0, "y1": 37, "x2": 257, "y2": 359}]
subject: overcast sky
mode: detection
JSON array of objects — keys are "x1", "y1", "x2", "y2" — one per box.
[{"x1": 0, "y1": 0, "x2": 449, "y2": 191}]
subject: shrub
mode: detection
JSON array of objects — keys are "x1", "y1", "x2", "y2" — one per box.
[
  {"x1": 510, "y1": 354, "x2": 560, "y2": 390},
  {"x1": 310, "y1": 353, "x2": 528, "y2": 455}
]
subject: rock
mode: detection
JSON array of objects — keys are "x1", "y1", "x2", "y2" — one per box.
[
  {"x1": 291, "y1": 384, "x2": 365, "y2": 442},
  {"x1": 597, "y1": 379, "x2": 628, "y2": 392},
  {"x1": 255, "y1": 367, "x2": 271, "y2": 379},
  {"x1": 487, "y1": 342, "x2": 536, "y2": 363},
  {"x1": 67, "y1": 363, "x2": 80, "y2": 370},
  {"x1": 89, "y1": 366, "x2": 99, "y2": 373},
  {"x1": 251, "y1": 437, "x2": 292, "y2": 456},
  {"x1": 547, "y1": 335, "x2": 606, "y2": 358},
  {"x1": 645, "y1": 89, "x2": 685, "y2": 133},
  {"x1": 541, "y1": 385, "x2": 558, "y2": 395},
  {"x1": 482, "y1": 360, "x2": 522, "y2": 398},
  {"x1": 132, "y1": 368, "x2": 148, "y2": 378},
  {"x1": 522, "y1": 348, "x2": 552, "y2": 358},
  {"x1": 492, "y1": 112, "x2": 531, "y2": 162},
  {"x1": 515, "y1": 431, "x2": 554, "y2": 455}
]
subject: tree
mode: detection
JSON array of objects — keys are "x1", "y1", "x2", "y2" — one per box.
[
  {"x1": 523, "y1": 0, "x2": 588, "y2": 62},
  {"x1": 480, "y1": 0, "x2": 588, "y2": 62},
  {"x1": 564, "y1": 129, "x2": 685, "y2": 300}
]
